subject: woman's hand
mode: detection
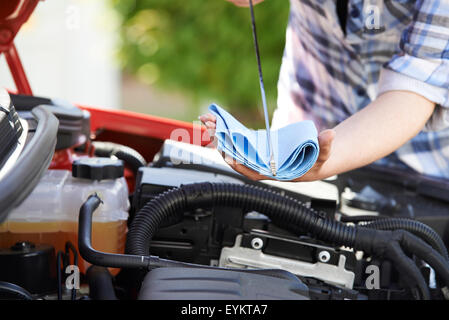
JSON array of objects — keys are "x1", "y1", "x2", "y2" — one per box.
[
  {"x1": 226, "y1": 0, "x2": 265, "y2": 7},
  {"x1": 199, "y1": 113, "x2": 335, "y2": 182}
]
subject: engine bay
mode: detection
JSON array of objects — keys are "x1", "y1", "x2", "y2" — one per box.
[{"x1": 0, "y1": 91, "x2": 449, "y2": 301}]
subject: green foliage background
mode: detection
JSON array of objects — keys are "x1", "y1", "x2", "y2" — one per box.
[{"x1": 111, "y1": 0, "x2": 290, "y2": 125}]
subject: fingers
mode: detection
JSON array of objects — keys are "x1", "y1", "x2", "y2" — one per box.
[
  {"x1": 222, "y1": 153, "x2": 272, "y2": 181},
  {"x1": 199, "y1": 113, "x2": 216, "y2": 125},
  {"x1": 316, "y1": 129, "x2": 335, "y2": 163},
  {"x1": 205, "y1": 121, "x2": 216, "y2": 129},
  {"x1": 199, "y1": 113, "x2": 217, "y2": 147}
]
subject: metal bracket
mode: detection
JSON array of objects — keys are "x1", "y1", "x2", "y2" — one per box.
[{"x1": 219, "y1": 235, "x2": 355, "y2": 289}]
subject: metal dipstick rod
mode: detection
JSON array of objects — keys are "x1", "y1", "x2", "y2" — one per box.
[{"x1": 248, "y1": 0, "x2": 276, "y2": 176}]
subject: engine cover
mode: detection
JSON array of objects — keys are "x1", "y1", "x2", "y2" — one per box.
[{"x1": 138, "y1": 267, "x2": 310, "y2": 300}]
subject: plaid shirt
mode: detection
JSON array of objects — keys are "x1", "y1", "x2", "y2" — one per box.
[{"x1": 272, "y1": 0, "x2": 449, "y2": 178}]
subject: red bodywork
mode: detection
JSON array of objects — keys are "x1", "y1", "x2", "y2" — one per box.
[
  {"x1": 1, "y1": 0, "x2": 212, "y2": 190},
  {"x1": 0, "y1": 0, "x2": 38, "y2": 95},
  {"x1": 78, "y1": 105, "x2": 211, "y2": 191}
]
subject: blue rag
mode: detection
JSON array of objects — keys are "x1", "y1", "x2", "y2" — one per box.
[{"x1": 209, "y1": 104, "x2": 319, "y2": 181}]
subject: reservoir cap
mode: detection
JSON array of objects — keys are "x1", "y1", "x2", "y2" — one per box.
[{"x1": 72, "y1": 157, "x2": 124, "y2": 180}]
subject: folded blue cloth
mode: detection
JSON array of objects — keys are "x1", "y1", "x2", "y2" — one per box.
[{"x1": 209, "y1": 104, "x2": 319, "y2": 181}]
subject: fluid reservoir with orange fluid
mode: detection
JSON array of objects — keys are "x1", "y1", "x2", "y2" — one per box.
[{"x1": 0, "y1": 158, "x2": 129, "y2": 275}]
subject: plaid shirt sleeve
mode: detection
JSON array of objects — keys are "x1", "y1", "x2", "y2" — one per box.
[{"x1": 377, "y1": 0, "x2": 449, "y2": 130}]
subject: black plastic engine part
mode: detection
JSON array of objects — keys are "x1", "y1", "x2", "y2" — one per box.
[
  {"x1": 72, "y1": 157, "x2": 124, "y2": 180},
  {"x1": 138, "y1": 267, "x2": 309, "y2": 300},
  {"x1": 9, "y1": 93, "x2": 52, "y2": 109},
  {"x1": 335, "y1": 164, "x2": 449, "y2": 248},
  {"x1": 10, "y1": 93, "x2": 91, "y2": 150},
  {"x1": 0, "y1": 91, "x2": 23, "y2": 170},
  {"x1": 86, "y1": 266, "x2": 117, "y2": 300},
  {"x1": 47, "y1": 103, "x2": 90, "y2": 150},
  {"x1": 0, "y1": 242, "x2": 56, "y2": 294},
  {"x1": 302, "y1": 277, "x2": 367, "y2": 300},
  {"x1": 344, "y1": 185, "x2": 399, "y2": 212},
  {"x1": 132, "y1": 166, "x2": 244, "y2": 218}
]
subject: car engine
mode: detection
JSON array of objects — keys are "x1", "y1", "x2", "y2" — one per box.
[{"x1": 1, "y1": 90, "x2": 449, "y2": 301}]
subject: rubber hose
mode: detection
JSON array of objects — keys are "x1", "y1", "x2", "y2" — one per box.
[
  {"x1": 78, "y1": 194, "x2": 299, "y2": 280},
  {"x1": 92, "y1": 141, "x2": 146, "y2": 173},
  {"x1": 126, "y1": 183, "x2": 357, "y2": 256},
  {"x1": 86, "y1": 266, "x2": 118, "y2": 300},
  {"x1": 78, "y1": 194, "x2": 151, "y2": 269},
  {"x1": 366, "y1": 218, "x2": 449, "y2": 260}
]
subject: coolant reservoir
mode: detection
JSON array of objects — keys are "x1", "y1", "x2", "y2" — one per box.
[{"x1": 0, "y1": 158, "x2": 129, "y2": 274}]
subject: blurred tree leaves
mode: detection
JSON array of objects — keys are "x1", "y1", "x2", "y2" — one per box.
[{"x1": 111, "y1": 0, "x2": 289, "y2": 122}]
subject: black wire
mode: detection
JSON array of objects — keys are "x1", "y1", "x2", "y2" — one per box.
[
  {"x1": 248, "y1": 0, "x2": 266, "y2": 99},
  {"x1": 336, "y1": 0, "x2": 349, "y2": 35}
]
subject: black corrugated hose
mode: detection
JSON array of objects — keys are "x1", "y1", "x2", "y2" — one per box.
[
  {"x1": 365, "y1": 218, "x2": 449, "y2": 261},
  {"x1": 126, "y1": 183, "x2": 357, "y2": 254},
  {"x1": 79, "y1": 183, "x2": 449, "y2": 300},
  {"x1": 340, "y1": 214, "x2": 449, "y2": 261}
]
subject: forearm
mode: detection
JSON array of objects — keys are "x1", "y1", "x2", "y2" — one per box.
[{"x1": 316, "y1": 91, "x2": 435, "y2": 179}]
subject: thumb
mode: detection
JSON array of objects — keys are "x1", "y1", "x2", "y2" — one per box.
[{"x1": 317, "y1": 129, "x2": 335, "y2": 163}]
